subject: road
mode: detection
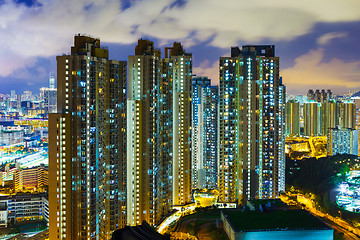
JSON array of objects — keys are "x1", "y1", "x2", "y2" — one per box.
[
  {"x1": 28, "y1": 229, "x2": 49, "y2": 240},
  {"x1": 4, "y1": 233, "x2": 27, "y2": 240},
  {"x1": 323, "y1": 218, "x2": 360, "y2": 240},
  {"x1": 281, "y1": 194, "x2": 360, "y2": 239}
]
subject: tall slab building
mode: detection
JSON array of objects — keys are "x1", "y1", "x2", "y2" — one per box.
[
  {"x1": 218, "y1": 55, "x2": 239, "y2": 203},
  {"x1": 285, "y1": 100, "x2": 300, "y2": 137},
  {"x1": 340, "y1": 101, "x2": 356, "y2": 129},
  {"x1": 320, "y1": 100, "x2": 338, "y2": 135},
  {"x1": 218, "y1": 45, "x2": 285, "y2": 204},
  {"x1": 49, "y1": 35, "x2": 127, "y2": 240},
  {"x1": 192, "y1": 77, "x2": 218, "y2": 190},
  {"x1": 127, "y1": 40, "x2": 192, "y2": 226},
  {"x1": 303, "y1": 101, "x2": 321, "y2": 136},
  {"x1": 169, "y1": 43, "x2": 192, "y2": 207}
]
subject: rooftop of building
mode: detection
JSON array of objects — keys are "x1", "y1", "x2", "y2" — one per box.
[
  {"x1": 222, "y1": 209, "x2": 331, "y2": 232},
  {"x1": 231, "y1": 45, "x2": 276, "y2": 58},
  {"x1": 111, "y1": 221, "x2": 170, "y2": 240},
  {"x1": 16, "y1": 164, "x2": 48, "y2": 171},
  {"x1": 247, "y1": 198, "x2": 288, "y2": 210},
  {"x1": 0, "y1": 193, "x2": 48, "y2": 201}
]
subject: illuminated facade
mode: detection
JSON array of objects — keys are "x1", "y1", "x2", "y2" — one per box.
[
  {"x1": 192, "y1": 77, "x2": 218, "y2": 190},
  {"x1": 13, "y1": 165, "x2": 48, "y2": 192},
  {"x1": 218, "y1": 54, "x2": 239, "y2": 203},
  {"x1": 303, "y1": 102, "x2": 321, "y2": 136},
  {"x1": 219, "y1": 45, "x2": 285, "y2": 203},
  {"x1": 50, "y1": 72, "x2": 56, "y2": 89},
  {"x1": 49, "y1": 35, "x2": 127, "y2": 240},
  {"x1": 0, "y1": 194, "x2": 49, "y2": 224},
  {"x1": 340, "y1": 101, "x2": 356, "y2": 129},
  {"x1": 285, "y1": 100, "x2": 300, "y2": 137},
  {"x1": 127, "y1": 40, "x2": 192, "y2": 226},
  {"x1": 320, "y1": 100, "x2": 338, "y2": 136},
  {"x1": 170, "y1": 44, "x2": 192, "y2": 207},
  {"x1": 307, "y1": 89, "x2": 332, "y2": 102},
  {"x1": 127, "y1": 40, "x2": 162, "y2": 226},
  {"x1": 327, "y1": 127, "x2": 358, "y2": 156},
  {"x1": 303, "y1": 100, "x2": 355, "y2": 137},
  {"x1": 40, "y1": 87, "x2": 57, "y2": 114}
]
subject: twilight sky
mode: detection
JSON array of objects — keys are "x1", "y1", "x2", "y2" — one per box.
[{"x1": 0, "y1": 0, "x2": 359, "y2": 95}]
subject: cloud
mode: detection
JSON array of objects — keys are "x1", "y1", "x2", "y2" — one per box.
[
  {"x1": 0, "y1": 0, "x2": 359, "y2": 77},
  {"x1": 193, "y1": 60, "x2": 219, "y2": 85},
  {"x1": 281, "y1": 48, "x2": 360, "y2": 95},
  {"x1": 317, "y1": 32, "x2": 348, "y2": 45}
]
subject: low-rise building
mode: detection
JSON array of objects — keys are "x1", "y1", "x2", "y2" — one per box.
[
  {"x1": 221, "y1": 209, "x2": 333, "y2": 240},
  {"x1": 0, "y1": 201, "x2": 8, "y2": 227},
  {"x1": 13, "y1": 165, "x2": 48, "y2": 192},
  {"x1": 0, "y1": 126, "x2": 24, "y2": 146},
  {"x1": 0, "y1": 193, "x2": 49, "y2": 224}
]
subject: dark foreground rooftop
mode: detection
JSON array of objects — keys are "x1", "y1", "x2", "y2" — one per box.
[
  {"x1": 222, "y1": 209, "x2": 331, "y2": 232},
  {"x1": 111, "y1": 221, "x2": 170, "y2": 240}
]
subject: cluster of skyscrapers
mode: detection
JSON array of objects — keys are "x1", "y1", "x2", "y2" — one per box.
[
  {"x1": 49, "y1": 35, "x2": 286, "y2": 239},
  {"x1": 286, "y1": 89, "x2": 358, "y2": 156},
  {"x1": 0, "y1": 74, "x2": 57, "y2": 117}
]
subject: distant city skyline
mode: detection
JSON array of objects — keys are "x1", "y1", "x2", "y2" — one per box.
[{"x1": 0, "y1": 0, "x2": 359, "y2": 94}]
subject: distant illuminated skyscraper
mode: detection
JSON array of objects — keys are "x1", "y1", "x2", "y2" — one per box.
[
  {"x1": 17, "y1": 94, "x2": 21, "y2": 112},
  {"x1": 40, "y1": 87, "x2": 57, "y2": 114},
  {"x1": 192, "y1": 77, "x2": 218, "y2": 190},
  {"x1": 303, "y1": 101, "x2": 321, "y2": 136},
  {"x1": 49, "y1": 72, "x2": 56, "y2": 89},
  {"x1": 285, "y1": 100, "x2": 300, "y2": 137},
  {"x1": 320, "y1": 100, "x2": 338, "y2": 135},
  {"x1": 49, "y1": 35, "x2": 127, "y2": 240},
  {"x1": 303, "y1": 99, "x2": 355, "y2": 137},
  {"x1": 22, "y1": 91, "x2": 33, "y2": 101},
  {"x1": 307, "y1": 89, "x2": 332, "y2": 103},
  {"x1": 327, "y1": 127, "x2": 358, "y2": 156},
  {"x1": 10, "y1": 90, "x2": 16, "y2": 101},
  {"x1": 219, "y1": 45, "x2": 285, "y2": 203},
  {"x1": 340, "y1": 101, "x2": 356, "y2": 129}
]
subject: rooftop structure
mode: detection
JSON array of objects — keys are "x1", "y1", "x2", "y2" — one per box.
[{"x1": 221, "y1": 209, "x2": 333, "y2": 240}]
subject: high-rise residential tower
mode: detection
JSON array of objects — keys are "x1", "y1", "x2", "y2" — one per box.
[
  {"x1": 218, "y1": 54, "x2": 239, "y2": 203},
  {"x1": 192, "y1": 77, "x2": 218, "y2": 190},
  {"x1": 320, "y1": 100, "x2": 338, "y2": 135},
  {"x1": 303, "y1": 101, "x2": 321, "y2": 136},
  {"x1": 307, "y1": 89, "x2": 332, "y2": 103},
  {"x1": 127, "y1": 40, "x2": 162, "y2": 226},
  {"x1": 340, "y1": 101, "x2": 356, "y2": 129},
  {"x1": 10, "y1": 90, "x2": 16, "y2": 101},
  {"x1": 50, "y1": 72, "x2": 56, "y2": 89},
  {"x1": 127, "y1": 40, "x2": 192, "y2": 226},
  {"x1": 219, "y1": 45, "x2": 285, "y2": 203},
  {"x1": 49, "y1": 35, "x2": 127, "y2": 240},
  {"x1": 285, "y1": 100, "x2": 300, "y2": 137},
  {"x1": 169, "y1": 43, "x2": 192, "y2": 207}
]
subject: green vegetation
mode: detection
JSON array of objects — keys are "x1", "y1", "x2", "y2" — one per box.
[
  {"x1": 223, "y1": 209, "x2": 328, "y2": 231},
  {"x1": 286, "y1": 154, "x2": 358, "y2": 195},
  {"x1": 286, "y1": 154, "x2": 360, "y2": 226},
  {"x1": 173, "y1": 208, "x2": 228, "y2": 240}
]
